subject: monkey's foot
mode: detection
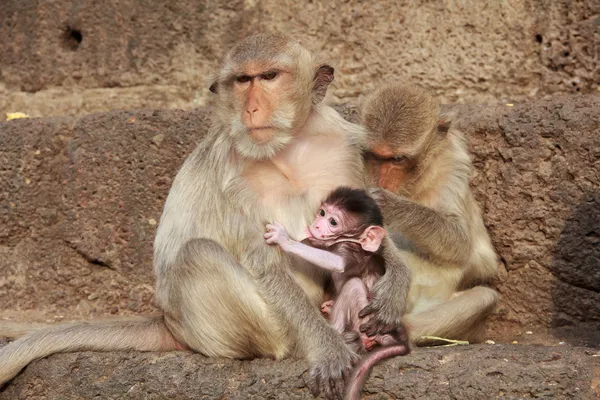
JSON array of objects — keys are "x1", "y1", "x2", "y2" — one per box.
[
  {"x1": 419, "y1": 335, "x2": 470, "y2": 347},
  {"x1": 362, "y1": 337, "x2": 377, "y2": 351},
  {"x1": 320, "y1": 300, "x2": 335, "y2": 316}
]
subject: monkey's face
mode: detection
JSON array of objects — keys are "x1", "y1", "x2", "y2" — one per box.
[
  {"x1": 364, "y1": 144, "x2": 414, "y2": 194},
  {"x1": 216, "y1": 64, "x2": 298, "y2": 160},
  {"x1": 308, "y1": 205, "x2": 349, "y2": 239},
  {"x1": 209, "y1": 35, "x2": 334, "y2": 161}
]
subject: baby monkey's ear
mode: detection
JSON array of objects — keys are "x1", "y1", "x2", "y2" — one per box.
[{"x1": 360, "y1": 226, "x2": 386, "y2": 252}]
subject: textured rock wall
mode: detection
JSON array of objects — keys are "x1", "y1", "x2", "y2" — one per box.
[
  {"x1": 1, "y1": 95, "x2": 599, "y2": 340},
  {"x1": 1, "y1": 0, "x2": 599, "y2": 118}
]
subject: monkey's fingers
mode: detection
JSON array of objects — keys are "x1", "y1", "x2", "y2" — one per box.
[
  {"x1": 306, "y1": 369, "x2": 321, "y2": 397},
  {"x1": 273, "y1": 221, "x2": 285, "y2": 230},
  {"x1": 359, "y1": 320, "x2": 380, "y2": 337},
  {"x1": 265, "y1": 224, "x2": 276, "y2": 231},
  {"x1": 389, "y1": 325, "x2": 410, "y2": 345},
  {"x1": 331, "y1": 376, "x2": 345, "y2": 400},
  {"x1": 358, "y1": 303, "x2": 378, "y2": 319},
  {"x1": 324, "y1": 373, "x2": 345, "y2": 400}
]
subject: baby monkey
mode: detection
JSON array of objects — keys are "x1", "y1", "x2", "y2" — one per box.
[{"x1": 265, "y1": 187, "x2": 410, "y2": 399}]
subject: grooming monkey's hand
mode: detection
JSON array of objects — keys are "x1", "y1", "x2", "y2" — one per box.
[
  {"x1": 358, "y1": 271, "x2": 409, "y2": 344},
  {"x1": 264, "y1": 221, "x2": 290, "y2": 248},
  {"x1": 368, "y1": 187, "x2": 401, "y2": 211},
  {"x1": 306, "y1": 339, "x2": 360, "y2": 400}
]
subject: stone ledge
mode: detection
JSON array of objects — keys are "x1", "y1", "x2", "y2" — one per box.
[{"x1": 0, "y1": 344, "x2": 598, "y2": 399}]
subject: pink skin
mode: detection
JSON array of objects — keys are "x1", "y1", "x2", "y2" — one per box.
[
  {"x1": 308, "y1": 204, "x2": 346, "y2": 239},
  {"x1": 264, "y1": 222, "x2": 346, "y2": 273},
  {"x1": 265, "y1": 208, "x2": 392, "y2": 351},
  {"x1": 320, "y1": 300, "x2": 335, "y2": 315},
  {"x1": 328, "y1": 277, "x2": 384, "y2": 351}
]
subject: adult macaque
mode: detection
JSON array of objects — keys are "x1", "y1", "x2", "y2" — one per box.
[
  {"x1": 359, "y1": 83, "x2": 499, "y2": 344},
  {"x1": 0, "y1": 33, "x2": 410, "y2": 400},
  {"x1": 265, "y1": 186, "x2": 410, "y2": 400}
]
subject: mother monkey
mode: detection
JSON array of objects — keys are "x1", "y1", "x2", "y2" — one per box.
[{"x1": 0, "y1": 34, "x2": 410, "y2": 399}]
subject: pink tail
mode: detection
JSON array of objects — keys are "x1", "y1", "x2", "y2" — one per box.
[{"x1": 345, "y1": 345, "x2": 409, "y2": 400}]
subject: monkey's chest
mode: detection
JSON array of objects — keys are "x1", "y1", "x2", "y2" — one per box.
[{"x1": 243, "y1": 137, "x2": 363, "y2": 205}]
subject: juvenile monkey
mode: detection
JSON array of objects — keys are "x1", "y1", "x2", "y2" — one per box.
[
  {"x1": 359, "y1": 83, "x2": 499, "y2": 345},
  {"x1": 0, "y1": 34, "x2": 410, "y2": 400},
  {"x1": 265, "y1": 186, "x2": 410, "y2": 400},
  {"x1": 265, "y1": 186, "x2": 410, "y2": 351}
]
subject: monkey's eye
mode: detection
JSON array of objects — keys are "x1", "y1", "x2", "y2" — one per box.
[
  {"x1": 261, "y1": 71, "x2": 278, "y2": 80},
  {"x1": 236, "y1": 75, "x2": 252, "y2": 83},
  {"x1": 329, "y1": 218, "x2": 338, "y2": 226},
  {"x1": 390, "y1": 156, "x2": 408, "y2": 164},
  {"x1": 319, "y1": 209, "x2": 325, "y2": 217}
]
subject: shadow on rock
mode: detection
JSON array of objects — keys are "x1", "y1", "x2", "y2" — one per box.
[{"x1": 550, "y1": 191, "x2": 600, "y2": 347}]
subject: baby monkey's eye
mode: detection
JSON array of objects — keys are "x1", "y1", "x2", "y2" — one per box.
[
  {"x1": 319, "y1": 209, "x2": 325, "y2": 217},
  {"x1": 262, "y1": 71, "x2": 278, "y2": 80},
  {"x1": 329, "y1": 218, "x2": 338, "y2": 226}
]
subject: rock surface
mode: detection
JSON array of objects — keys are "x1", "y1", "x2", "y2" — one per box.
[
  {"x1": 2, "y1": 0, "x2": 599, "y2": 117},
  {"x1": 1, "y1": 345, "x2": 598, "y2": 399},
  {"x1": 2, "y1": 95, "x2": 599, "y2": 340},
  {"x1": 1, "y1": 95, "x2": 599, "y2": 397}
]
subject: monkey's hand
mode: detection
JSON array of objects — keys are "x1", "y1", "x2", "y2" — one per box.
[
  {"x1": 358, "y1": 266, "x2": 410, "y2": 345},
  {"x1": 306, "y1": 339, "x2": 360, "y2": 400},
  {"x1": 368, "y1": 187, "x2": 404, "y2": 211},
  {"x1": 264, "y1": 221, "x2": 291, "y2": 248}
]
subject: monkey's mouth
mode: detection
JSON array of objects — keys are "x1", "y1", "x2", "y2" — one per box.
[
  {"x1": 308, "y1": 227, "x2": 324, "y2": 239},
  {"x1": 248, "y1": 127, "x2": 276, "y2": 143}
]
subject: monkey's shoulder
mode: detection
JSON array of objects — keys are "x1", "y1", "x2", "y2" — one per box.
[{"x1": 329, "y1": 242, "x2": 385, "y2": 278}]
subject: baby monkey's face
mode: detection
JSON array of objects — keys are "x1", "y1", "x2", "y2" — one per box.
[{"x1": 308, "y1": 203, "x2": 352, "y2": 239}]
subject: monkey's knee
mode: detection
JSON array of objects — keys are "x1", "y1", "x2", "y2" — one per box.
[
  {"x1": 163, "y1": 239, "x2": 290, "y2": 359},
  {"x1": 471, "y1": 286, "x2": 499, "y2": 314}
]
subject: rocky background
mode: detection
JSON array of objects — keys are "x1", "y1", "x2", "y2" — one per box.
[
  {"x1": 1, "y1": 0, "x2": 600, "y2": 398},
  {"x1": 1, "y1": 0, "x2": 599, "y2": 118},
  {"x1": 1, "y1": 97, "x2": 599, "y2": 398}
]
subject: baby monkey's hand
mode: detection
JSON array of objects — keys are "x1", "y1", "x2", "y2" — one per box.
[{"x1": 264, "y1": 221, "x2": 291, "y2": 248}]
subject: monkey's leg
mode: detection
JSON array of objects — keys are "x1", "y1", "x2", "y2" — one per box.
[
  {"x1": 158, "y1": 238, "x2": 290, "y2": 360},
  {"x1": 329, "y1": 278, "x2": 367, "y2": 334},
  {"x1": 329, "y1": 278, "x2": 377, "y2": 351},
  {"x1": 405, "y1": 286, "x2": 499, "y2": 344},
  {"x1": 0, "y1": 315, "x2": 181, "y2": 386}
]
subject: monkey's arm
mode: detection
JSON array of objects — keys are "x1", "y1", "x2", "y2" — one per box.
[
  {"x1": 265, "y1": 222, "x2": 345, "y2": 272},
  {"x1": 280, "y1": 240, "x2": 345, "y2": 273},
  {"x1": 372, "y1": 188, "x2": 471, "y2": 265},
  {"x1": 358, "y1": 236, "x2": 411, "y2": 343},
  {"x1": 244, "y1": 241, "x2": 358, "y2": 398}
]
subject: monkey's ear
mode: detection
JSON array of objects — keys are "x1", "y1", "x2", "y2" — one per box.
[
  {"x1": 312, "y1": 64, "x2": 334, "y2": 104},
  {"x1": 209, "y1": 81, "x2": 219, "y2": 94},
  {"x1": 360, "y1": 226, "x2": 386, "y2": 252},
  {"x1": 437, "y1": 110, "x2": 456, "y2": 135}
]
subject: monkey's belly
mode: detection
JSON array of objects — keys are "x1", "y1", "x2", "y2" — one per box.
[{"x1": 403, "y1": 251, "x2": 463, "y2": 315}]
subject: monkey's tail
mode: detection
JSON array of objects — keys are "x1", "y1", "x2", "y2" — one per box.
[
  {"x1": 344, "y1": 344, "x2": 409, "y2": 400},
  {"x1": 0, "y1": 315, "x2": 184, "y2": 386},
  {"x1": 0, "y1": 321, "x2": 49, "y2": 339}
]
